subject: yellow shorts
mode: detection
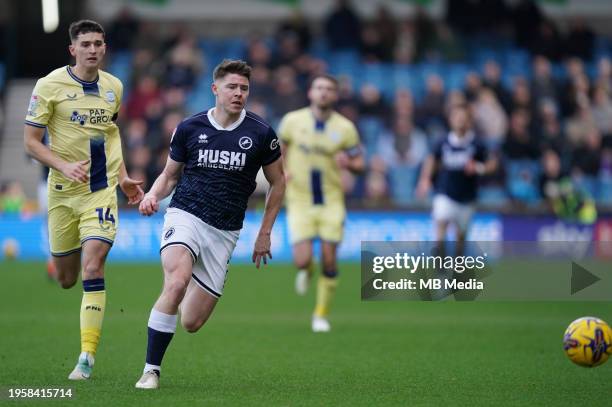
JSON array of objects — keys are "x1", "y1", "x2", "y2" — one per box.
[
  {"x1": 48, "y1": 186, "x2": 118, "y2": 256},
  {"x1": 286, "y1": 203, "x2": 345, "y2": 244}
]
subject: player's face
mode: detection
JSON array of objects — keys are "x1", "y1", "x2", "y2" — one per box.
[
  {"x1": 213, "y1": 74, "x2": 250, "y2": 115},
  {"x1": 308, "y1": 78, "x2": 338, "y2": 109},
  {"x1": 449, "y1": 108, "x2": 470, "y2": 134},
  {"x1": 69, "y1": 32, "x2": 106, "y2": 70}
]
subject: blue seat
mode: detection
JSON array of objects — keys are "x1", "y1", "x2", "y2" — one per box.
[
  {"x1": 506, "y1": 159, "x2": 542, "y2": 204},
  {"x1": 597, "y1": 176, "x2": 612, "y2": 204}
]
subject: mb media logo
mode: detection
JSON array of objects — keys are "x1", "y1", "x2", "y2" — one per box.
[{"x1": 70, "y1": 111, "x2": 88, "y2": 126}]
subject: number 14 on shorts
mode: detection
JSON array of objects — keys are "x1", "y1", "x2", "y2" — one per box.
[{"x1": 95, "y1": 207, "x2": 115, "y2": 227}]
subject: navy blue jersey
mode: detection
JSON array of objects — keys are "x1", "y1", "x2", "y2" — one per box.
[
  {"x1": 433, "y1": 132, "x2": 487, "y2": 203},
  {"x1": 169, "y1": 109, "x2": 281, "y2": 230}
]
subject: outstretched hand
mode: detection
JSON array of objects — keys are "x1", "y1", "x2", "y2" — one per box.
[
  {"x1": 120, "y1": 177, "x2": 145, "y2": 204},
  {"x1": 252, "y1": 232, "x2": 272, "y2": 269}
]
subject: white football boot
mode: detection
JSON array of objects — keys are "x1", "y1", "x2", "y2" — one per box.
[
  {"x1": 68, "y1": 352, "x2": 94, "y2": 380},
  {"x1": 135, "y1": 370, "x2": 160, "y2": 389},
  {"x1": 312, "y1": 315, "x2": 331, "y2": 333}
]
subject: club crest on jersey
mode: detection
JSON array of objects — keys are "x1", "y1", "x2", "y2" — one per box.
[
  {"x1": 105, "y1": 90, "x2": 115, "y2": 103},
  {"x1": 270, "y1": 138, "x2": 279, "y2": 150},
  {"x1": 70, "y1": 110, "x2": 89, "y2": 126},
  {"x1": 198, "y1": 133, "x2": 208, "y2": 144},
  {"x1": 239, "y1": 136, "x2": 253, "y2": 150}
]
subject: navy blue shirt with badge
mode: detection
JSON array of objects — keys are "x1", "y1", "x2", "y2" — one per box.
[
  {"x1": 168, "y1": 109, "x2": 281, "y2": 230},
  {"x1": 433, "y1": 132, "x2": 487, "y2": 203}
]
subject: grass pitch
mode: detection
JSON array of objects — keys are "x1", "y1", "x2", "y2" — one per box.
[{"x1": 0, "y1": 260, "x2": 610, "y2": 406}]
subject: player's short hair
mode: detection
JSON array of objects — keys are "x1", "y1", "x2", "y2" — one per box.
[
  {"x1": 213, "y1": 59, "x2": 252, "y2": 81},
  {"x1": 69, "y1": 20, "x2": 105, "y2": 42},
  {"x1": 310, "y1": 74, "x2": 339, "y2": 89}
]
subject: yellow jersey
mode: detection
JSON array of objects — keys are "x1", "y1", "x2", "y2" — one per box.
[
  {"x1": 25, "y1": 66, "x2": 123, "y2": 196},
  {"x1": 278, "y1": 107, "x2": 360, "y2": 207}
]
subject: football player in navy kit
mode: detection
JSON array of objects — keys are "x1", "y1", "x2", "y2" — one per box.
[
  {"x1": 134, "y1": 60, "x2": 285, "y2": 389},
  {"x1": 416, "y1": 104, "x2": 496, "y2": 256}
]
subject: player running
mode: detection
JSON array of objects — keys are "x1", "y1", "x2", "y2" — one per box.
[
  {"x1": 278, "y1": 74, "x2": 365, "y2": 333},
  {"x1": 135, "y1": 59, "x2": 285, "y2": 389},
  {"x1": 416, "y1": 103, "x2": 496, "y2": 256},
  {"x1": 23, "y1": 20, "x2": 144, "y2": 380}
]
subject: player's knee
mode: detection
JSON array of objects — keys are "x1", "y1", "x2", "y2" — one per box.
[
  {"x1": 57, "y1": 273, "x2": 77, "y2": 289},
  {"x1": 82, "y1": 258, "x2": 104, "y2": 279},
  {"x1": 181, "y1": 316, "x2": 205, "y2": 333}
]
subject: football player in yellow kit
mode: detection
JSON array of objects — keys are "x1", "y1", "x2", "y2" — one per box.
[
  {"x1": 278, "y1": 74, "x2": 364, "y2": 332},
  {"x1": 23, "y1": 20, "x2": 143, "y2": 380}
]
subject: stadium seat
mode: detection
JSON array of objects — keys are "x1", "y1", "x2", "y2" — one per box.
[{"x1": 505, "y1": 159, "x2": 542, "y2": 204}]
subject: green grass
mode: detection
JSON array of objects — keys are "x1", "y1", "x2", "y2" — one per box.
[{"x1": 0, "y1": 261, "x2": 611, "y2": 406}]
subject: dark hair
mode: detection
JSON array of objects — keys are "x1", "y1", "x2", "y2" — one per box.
[
  {"x1": 213, "y1": 59, "x2": 251, "y2": 81},
  {"x1": 310, "y1": 74, "x2": 339, "y2": 89},
  {"x1": 69, "y1": 20, "x2": 105, "y2": 42}
]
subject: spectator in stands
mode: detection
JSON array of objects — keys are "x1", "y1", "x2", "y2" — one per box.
[
  {"x1": 0, "y1": 181, "x2": 26, "y2": 214},
  {"x1": 565, "y1": 103, "x2": 596, "y2": 148},
  {"x1": 537, "y1": 99, "x2": 568, "y2": 161},
  {"x1": 562, "y1": 73, "x2": 591, "y2": 117},
  {"x1": 416, "y1": 74, "x2": 446, "y2": 128},
  {"x1": 531, "y1": 55, "x2": 560, "y2": 106},
  {"x1": 372, "y1": 5, "x2": 397, "y2": 60},
  {"x1": 376, "y1": 115, "x2": 428, "y2": 169},
  {"x1": 125, "y1": 118, "x2": 148, "y2": 150},
  {"x1": 509, "y1": 77, "x2": 535, "y2": 116},
  {"x1": 163, "y1": 32, "x2": 203, "y2": 90},
  {"x1": 393, "y1": 89, "x2": 415, "y2": 119},
  {"x1": 472, "y1": 88, "x2": 508, "y2": 149},
  {"x1": 360, "y1": 23, "x2": 390, "y2": 62},
  {"x1": 269, "y1": 65, "x2": 307, "y2": 119},
  {"x1": 590, "y1": 85, "x2": 612, "y2": 136},
  {"x1": 324, "y1": 0, "x2": 362, "y2": 51},
  {"x1": 565, "y1": 18, "x2": 595, "y2": 61},
  {"x1": 272, "y1": 33, "x2": 303, "y2": 68},
  {"x1": 503, "y1": 108, "x2": 540, "y2": 160},
  {"x1": 107, "y1": 6, "x2": 140, "y2": 51},
  {"x1": 247, "y1": 38, "x2": 273, "y2": 68},
  {"x1": 126, "y1": 75, "x2": 161, "y2": 120},
  {"x1": 276, "y1": 10, "x2": 311, "y2": 53},
  {"x1": 530, "y1": 19, "x2": 562, "y2": 62},
  {"x1": 249, "y1": 65, "x2": 275, "y2": 105},
  {"x1": 595, "y1": 57, "x2": 612, "y2": 93},
  {"x1": 571, "y1": 128, "x2": 602, "y2": 179},
  {"x1": 482, "y1": 60, "x2": 510, "y2": 110},
  {"x1": 394, "y1": 19, "x2": 417, "y2": 64},
  {"x1": 464, "y1": 72, "x2": 482, "y2": 102},
  {"x1": 358, "y1": 84, "x2": 389, "y2": 122}
]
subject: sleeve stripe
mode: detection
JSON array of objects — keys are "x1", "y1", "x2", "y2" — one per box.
[{"x1": 24, "y1": 120, "x2": 46, "y2": 128}]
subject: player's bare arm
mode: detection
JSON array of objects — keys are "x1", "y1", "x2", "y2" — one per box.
[
  {"x1": 139, "y1": 156, "x2": 184, "y2": 216},
  {"x1": 464, "y1": 156, "x2": 498, "y2": 177},
  {"x1": 336, "y1": 149, "x2": 365, "y2": 174},
  {"x1": 24, "y1": 124, "x2": 89, "y2": 183},
  {"x1": 118, "y1": 162, "x2": 145, "y2": 205},
  {"x1": 252, "y1": 158, "x2": 286, "y2": 268},
  {"x1": 416, "y1": 155, "x2": 438, "y2": 199}
]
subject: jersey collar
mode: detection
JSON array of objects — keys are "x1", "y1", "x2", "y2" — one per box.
[
  {"x1": 448, "y1": 131, "x2": 475, "y2": 147},
  {"x1": 66, "y1": 66, "x2": 99, "y2": 85},
  {"x1": 207, "y1": 108, "x2": 246, "y2": 131}
]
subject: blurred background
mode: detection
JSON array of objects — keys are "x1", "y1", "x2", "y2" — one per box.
[{"x1": 1, "y1": 0, "x2": 612, "y2": 262}]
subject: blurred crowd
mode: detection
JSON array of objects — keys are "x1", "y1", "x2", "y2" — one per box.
[{"x1": 99, "y1": 0, "x2": 612, "y2": 211}]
